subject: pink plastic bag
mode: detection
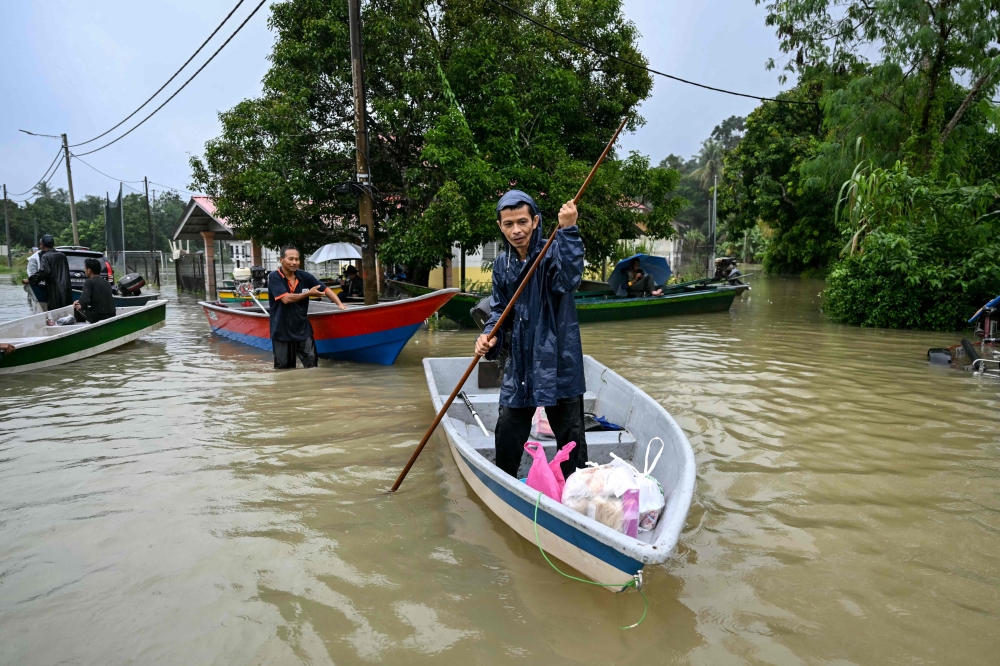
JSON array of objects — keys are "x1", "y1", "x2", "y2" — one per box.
[
  {"x1": 525, "y1": 441, "x2": 577, "y2": 501},
  {"x1": 548, "y1": 441, "x2": 577, "y2": 499},
  {"x1": 621, "y1": 488, "x2": 639, "y2": 538}
]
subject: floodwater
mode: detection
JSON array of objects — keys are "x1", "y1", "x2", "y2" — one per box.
[{"x1": 1, "y1": 275, "x2": 998, "y2": 665}]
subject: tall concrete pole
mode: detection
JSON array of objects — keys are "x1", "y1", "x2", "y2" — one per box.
[
  {"x1": 347, "y1": 0, "x2": 378, "y2": 305},
  {"x1": 62, "y1": 134, "x2": 80, "y2": 246},
  {"x1": 3, "y1": 184, "x2": 11, "y2": 267},
  {"x1": 144, "y1": 177, "x2": 160, "y2": 285},
  {"x1": 711, "y1": 174, "x2": 718, "y2": 276}
]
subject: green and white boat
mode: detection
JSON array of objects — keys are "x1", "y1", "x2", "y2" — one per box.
[
  {"x1": 389, "y1": 277, "x2": 748, "y2": 327},
  {"x1": 0, "y1": 300, "x2": 167, "y2": 375}
]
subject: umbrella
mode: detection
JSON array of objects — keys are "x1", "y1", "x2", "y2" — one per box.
[
  {"x1": 307, "y1": 242, "x2": 362, "y2": 264},
  {"x1": 608, "y1": 253, "x2": 672, "y2": 295}
]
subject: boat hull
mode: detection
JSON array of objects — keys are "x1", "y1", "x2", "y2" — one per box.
[
  {"x1": 575, "y1": 285, "x2": 746, "y2": 323},
  {"x1": 391, "y1": 279, "x2": 747, "y2": 326},
  {"x1": 425, "y1": 355, "x2": 697, "y2": 591},
  {"x1": 0, "y1": 301, "x2": 167, "y2": 375},
  {"x1": 201, "y1": 288, "x2": 458, "y2": 365}
]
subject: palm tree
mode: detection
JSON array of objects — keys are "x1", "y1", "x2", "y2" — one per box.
[
  {"x1": 33, "y1": 182, "x2": 54, "y2": 199},
  {"x1": 689, "y1": 138, "x2": 725, "y2": 190}
]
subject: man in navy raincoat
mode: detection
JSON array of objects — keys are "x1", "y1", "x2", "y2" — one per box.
[{"x1": 476, "y1": 190, "x2": 588, "y2": 478}]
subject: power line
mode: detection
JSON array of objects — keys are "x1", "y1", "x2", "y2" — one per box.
[
  {"x1": 74, "y1": 0, "x2": 270, "y2": 157},
  {"x1": 70, "y1": 153, "x2": 145, "y2": 183},
  {"x1": 7, "y1": 147, "x2": 64, "y2": 196},
  {"x1": 12, "y1": 154, "x2": 65, "y2": 204},
  {"x1": 70, "y1": 0, "x2": 248, "y2": 147},
  {"x1": 149, "y1": 181, "x2": 198, "y2": 196},
  {"x1": 487, "y1": 0, "x2": 815, "y2": 106}
]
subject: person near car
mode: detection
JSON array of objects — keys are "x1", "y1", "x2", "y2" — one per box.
[
  {"x1": 28, "y1": 236, "x2": 72, "y2": 310},
  {"x1": 74, "y1": 258, "x2": 117, "y2": 324},
  {"x1": 268, "y1": 245, "x2": 348, "y2": 369},
  {"x1": 22, "y1": 243, "x2": 48, "y2": 309}
]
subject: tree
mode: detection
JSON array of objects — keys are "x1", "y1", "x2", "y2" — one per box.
[
  {"x1": 689, "y1": 138, "x2": 725, "y2": 190},
  {"x1": 710, "y1": 115, "x2": 746, "y2": 151},
  {"x1": 759, "y1": 0, "x2": 1000, "y2": 174},
  {"x1": 191, "y1": 0, "x2": 678, "y2": 279}
]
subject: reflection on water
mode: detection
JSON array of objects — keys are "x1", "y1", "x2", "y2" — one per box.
[{"x1": 1, "y1": 277, "x2": 998, "y2": 664}]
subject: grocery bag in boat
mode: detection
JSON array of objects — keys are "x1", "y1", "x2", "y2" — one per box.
[
  {"x1": 530, "y1": 407, "x2": 553, "y2": 438},
  {"x1": 610, "y1": 437, "x2": 667, "y2": 532},
  {"x1": 524, "y1": 441, "x2": 576, "y2": 501},
  {"x1": 561, "y1": 458, "x2": 639, "y2": 535}
]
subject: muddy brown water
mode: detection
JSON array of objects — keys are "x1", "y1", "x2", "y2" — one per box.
[{"x1": 0, "y1": 276, "x2": 997, "y2": 665}]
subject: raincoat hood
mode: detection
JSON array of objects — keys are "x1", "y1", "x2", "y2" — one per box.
[{"x1": 496, "y1": 190, "x2": 545, "y2": 259}]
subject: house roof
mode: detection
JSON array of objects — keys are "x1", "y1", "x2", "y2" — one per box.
[{"x1": 172, "y1": 196, "x2": 237, "y2": 241}]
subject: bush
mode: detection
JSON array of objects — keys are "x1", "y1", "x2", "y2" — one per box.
[{"x1": 825, "y1": 164, "x2": 1000, "y2": 330}]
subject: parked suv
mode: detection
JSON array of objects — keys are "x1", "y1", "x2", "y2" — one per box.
[{"x1": 55, "y1": 246, "x2": 113, "y2": 291}]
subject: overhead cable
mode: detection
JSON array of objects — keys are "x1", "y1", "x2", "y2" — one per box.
[
  {"x1": 70, "y1": 0, "x2": 248, "y2": 147},
  {"x1": 74, "y1": 0, "x2": 269, "y2": 157},
  {"x1": 487, "y1": 0, "x2": 815, "y2": 106},
  {"x1": 70, "y1": 153, "x2": 145, "y2": 183},
  {"x1": 7, "y1": 147, "x2": 65, "y2": 196},
  {"x1": 149, "y1": 181, "x2": 198, "y2": 195},
  {"x1": 13, "y1": 154, "x2": 65, "y2": 204}
]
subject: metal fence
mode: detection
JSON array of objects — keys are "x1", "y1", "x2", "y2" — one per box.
[
  {"x1": 175, "y1": 254, "x2": 205, "y2": 292},
  {"x1": 113, "y1": 251, "x2": 165, "y2": 286}
]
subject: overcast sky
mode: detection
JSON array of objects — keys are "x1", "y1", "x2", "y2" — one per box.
[{"x1": 0, "y1": 0, "x2": 789, "y2": 203}]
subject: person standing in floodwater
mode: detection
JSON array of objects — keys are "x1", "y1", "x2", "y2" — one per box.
[
  {"x1": 267, "y1": 245, "x2": 348, "y2": 369},
  {"x1": 475, "y1": 190, "x2": 588, "y2": 479}
]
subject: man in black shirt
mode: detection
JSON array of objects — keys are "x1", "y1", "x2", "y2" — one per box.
[
  {"x1": 28, "y1": 236, "x2": 72, "y2": 310},
  {"x1": 74, "y1": 258, "x2": 117, "y2": 323},
  {"x1": 268, "y1": 245, "x2": 348, "y2": 369}
]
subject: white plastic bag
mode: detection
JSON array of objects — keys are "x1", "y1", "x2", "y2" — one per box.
[
  {"x1": 561, "y1": 460, "x2": 639, "y2": 535},
  {"x1": 610, "y1": 437, "x2": 667, "y2": 533},
  {"x1": 530, "y1": 407, "x2": 553, "y2": 439}
]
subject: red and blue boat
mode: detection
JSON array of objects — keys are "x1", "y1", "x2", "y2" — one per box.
[{"x1": 199, "y1": 288, "x2": 459, "y2": 365}]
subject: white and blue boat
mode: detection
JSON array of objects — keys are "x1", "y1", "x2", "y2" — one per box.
[{"x1": 423, "y1": 355, "x2": 696, "y2": 590}]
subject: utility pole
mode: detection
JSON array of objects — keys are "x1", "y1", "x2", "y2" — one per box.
[
  {"x1": 144, "y1": 177, "x2": 160, "y2": 286},
  {"x1": 62, "y1": 134, "x2": 80, "y2": 246},
  {"x1": 3, "y1": 184, "x2": 11, "y2": 267},
  {"x1": 347, "y1": 0, "x2": 378, "y2": 305},
  {"x1": 711, "y1": 174, "x2": 718, "y2": 277}
]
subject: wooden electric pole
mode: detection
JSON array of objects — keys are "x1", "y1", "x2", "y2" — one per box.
[
  {"x1": 61, "y1": 134, "x2": 80, "y2": 246},
  {"x1": 3, "y1": 184, "x2": 11, "y2": 267},
  {"x1": 347, "y1": 0, "x2": 378, "y2": 305}
]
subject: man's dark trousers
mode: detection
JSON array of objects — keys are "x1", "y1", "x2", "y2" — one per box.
[
  {"x1": 272, "y1": 337, "x2": 318, "y2": 369},
  {"x1": 494, "y1": 395, "x2": 588, "y2": 478}
]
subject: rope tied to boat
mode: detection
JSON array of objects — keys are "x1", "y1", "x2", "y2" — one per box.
[{"x1": 532, "y1": 492, "x2": 648, "y2": 630}]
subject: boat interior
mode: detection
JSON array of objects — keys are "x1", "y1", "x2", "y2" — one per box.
[
  {"x1": 426, "y1": 356, "x2": 693, "y2": 547},
  {"x1": 0, "y1": 305, "x2": 144, "y2": 346}
]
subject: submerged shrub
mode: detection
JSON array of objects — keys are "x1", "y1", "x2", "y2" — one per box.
[{"x1": 825, "y1": 164, "x2": 1000, "y2": 330}]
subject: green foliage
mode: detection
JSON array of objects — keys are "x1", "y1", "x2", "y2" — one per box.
[
  {"x1": 719, "y1": 87, "x2": 838, "y2": 272},
  {"x1": 191, "y1": 0, "x2": 680, "y2": 277},
  {"x1": 825, "y1": 164, "x2": 1000, "y2": 330}
]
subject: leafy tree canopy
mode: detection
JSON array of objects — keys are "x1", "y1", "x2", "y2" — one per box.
[{"x1": 190, "y1": 0, "x2": 683, "y2": 274}]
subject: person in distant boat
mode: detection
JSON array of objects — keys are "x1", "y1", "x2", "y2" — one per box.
[
  {"x1": 341, "y1": 265, "x2": 364, "y2": 298},
  {"x1": 476, "y1": 190, "x2": 588, "y2": 479},
  {"x1": 268, "y1": 245, "x2": 348, "y2": 369},
  {"x1": 28, "y1": 236, "x2": 71, "y2": 310},
  {"x1": 624, "y1": 258, "x2": 662, "y2": 297},
  {"x1": 74, "y1": 258, "x2": 116, "y2": 324},
  {"x1": 22, "y1": 242, "x2": 48, "y2": 309}
]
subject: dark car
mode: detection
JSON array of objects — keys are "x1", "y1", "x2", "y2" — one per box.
[{"x1": 55, "y1": 246, "x2": 113, "y2": 291}]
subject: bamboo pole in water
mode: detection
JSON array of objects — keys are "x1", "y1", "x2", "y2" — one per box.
[{"x1": 390, "y1": 116, "x2": 629, "y2": 493}]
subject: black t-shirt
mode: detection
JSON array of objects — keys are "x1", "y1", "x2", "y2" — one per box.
[
  {"x1": 267, "y1": 270, "x2": 324, "y2": 341},
  {"x1": 79, "y1": 275, "x2": 116, "y2": 317}
]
